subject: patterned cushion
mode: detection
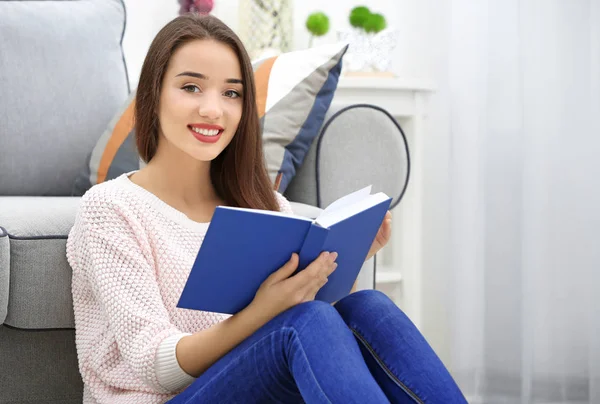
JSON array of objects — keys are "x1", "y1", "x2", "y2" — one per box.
[{"x1": 72, "y1": 43, "x2": 347, "y2": 195}]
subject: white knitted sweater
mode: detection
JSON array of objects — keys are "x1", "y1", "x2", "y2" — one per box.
[{"x1": 66, "y1": 172, "x2": 293, "y2": 404}]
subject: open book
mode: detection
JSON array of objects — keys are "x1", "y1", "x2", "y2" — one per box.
[{"x1": 177, "y1": 186, "x2": 392, "y2": 314}]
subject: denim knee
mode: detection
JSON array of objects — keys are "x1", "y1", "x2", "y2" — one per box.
[
  {"x1": 351, "y1": 289, "x2": 389, "y2": 301},
  {"x1": 281, "y1": 300, "x2": 344, "y2": 333},
  {"x1": 288, "y1": 300, "x2": 339, "y2": 319},
  {"x1": 335, "y1": 289, "x2": 401, "y2": 324},
  {"x1": 339, "y1": 289, "x2": 393, "y2": 308}
]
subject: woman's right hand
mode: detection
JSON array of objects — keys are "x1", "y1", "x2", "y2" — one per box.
[{"x1": 249, "y1": 252, "x2": 338, "y2": 321}]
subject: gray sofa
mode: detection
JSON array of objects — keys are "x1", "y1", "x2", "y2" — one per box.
[{"x1": 0, "y1": 0, "x2": 409, "y2": 403}]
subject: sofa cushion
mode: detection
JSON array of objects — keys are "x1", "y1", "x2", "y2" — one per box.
[
  {"x1": 0, "y1": 197, "x2": 81, "y2": 329},
  {"x1": 72, "y1": 42, "x2": 348, "y2": 195},
  {"x1": 0, "y1": 0, "x2": 129, "y2": 196}
]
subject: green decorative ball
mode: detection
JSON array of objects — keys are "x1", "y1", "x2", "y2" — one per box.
[
  {"x1": 306, "y1": 12, "x2": 330, "y2": 37},
  {"x1": 363, "y1": 13, "x2": 387, "y2": 33},
  {"x1": 349, "y1": 6, "x2": 371, "y2": 29}
]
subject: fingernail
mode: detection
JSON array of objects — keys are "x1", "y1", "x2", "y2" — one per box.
[
  {"x1": 323, "y1": 251, "x2": 330, "y2": 258},
  {"x1": 331, "y1": 252, "x2": 338, "y2": 261}
]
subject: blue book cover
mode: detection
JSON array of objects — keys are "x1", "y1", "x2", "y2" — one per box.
[{"x1": 177, "y1": 186, "x2": 392, "y2": 314}]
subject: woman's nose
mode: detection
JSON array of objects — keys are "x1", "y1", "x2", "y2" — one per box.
[{"x1": 198, "y1": 95, "x2": 223, "y2": 121}]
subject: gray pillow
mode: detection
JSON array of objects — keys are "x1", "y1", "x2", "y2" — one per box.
[{"x1": 0, "y1": 0, "x2": 129, "y2": 196}]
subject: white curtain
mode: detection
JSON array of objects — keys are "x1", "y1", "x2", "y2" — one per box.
[{"x1": 426, "y1": 0, "x2": 600, "y2": 403}]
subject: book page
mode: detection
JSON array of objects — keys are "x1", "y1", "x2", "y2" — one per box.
[
  {"x1": 219, "y1": 206, "x2": 313, "y2": 222},
  {"x1": 319, "y1": 185, "x2": 373, "y2": 216},
  {"x1": 314, "y1": 192, "x2": 390, "y2": 228}
]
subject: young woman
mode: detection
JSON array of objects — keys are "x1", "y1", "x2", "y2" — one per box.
[{"x1": 67, "y1": 13, "x2": 467, "y2": 404}]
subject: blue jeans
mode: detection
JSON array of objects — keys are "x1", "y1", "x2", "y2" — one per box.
[{"x1": 167, "y1": 290, "x2": 466, "y2": 403}]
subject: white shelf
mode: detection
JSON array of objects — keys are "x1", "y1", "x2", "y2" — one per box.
[
  {"x1": 332, "y1": 76, "x2": 435, "y2": 118},
  {"x1": 375, "y1": 266, "x2": 403, "y2": 306},
  {"x1": 375, "y1": 267, "x2": 403, "y2": 284},
  {"x1": 338, "y1": 76, "x2": 436, "y2": 92}
]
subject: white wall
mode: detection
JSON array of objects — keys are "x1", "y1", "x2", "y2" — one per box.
[
  {"x1": 121, "y1": 0, "x2": 179, "y2": 87},
  {"x1": 121, "y1": 0, "x2": 435, "y2": 85}
]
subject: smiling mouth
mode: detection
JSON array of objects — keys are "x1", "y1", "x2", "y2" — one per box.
[
  {"x1": 188, "y1": 126, "x2": 222, "y2": 137},
  {"x1": 188, "y1": 125, "x2": 224, "y2": 144}
]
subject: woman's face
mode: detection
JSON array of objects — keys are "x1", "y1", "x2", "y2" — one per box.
[{"x1": 157, "y1": 39, "x2": 244, "y2": 162}]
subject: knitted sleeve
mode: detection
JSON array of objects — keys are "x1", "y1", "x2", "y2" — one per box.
[
  {"x1": 68, "y1": 195, "x2": 183, "y2": 393},
  {"x1": 275, "y1": 191, "x2": 294, "y2": 214}
]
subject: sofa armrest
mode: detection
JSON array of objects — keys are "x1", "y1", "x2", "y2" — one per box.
[
  {"x1": 0, "y1": 227, "x2": 8, "y2": 324},
  {"x1": 285, "y1": 104, "x2": 409, "y2": 210}
]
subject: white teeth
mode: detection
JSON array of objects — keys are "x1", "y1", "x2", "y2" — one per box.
[{"x1": 191, "y1": 127, "x2": 220, "y2": 136}]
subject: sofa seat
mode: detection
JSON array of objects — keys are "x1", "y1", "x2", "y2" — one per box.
[{"x1": 0, "y1": 196, "x2": 81, "y2": 329}]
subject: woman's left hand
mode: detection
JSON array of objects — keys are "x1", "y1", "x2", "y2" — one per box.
[{"x1": 366, "y1": 211, "x2": 392, "y2": 261}]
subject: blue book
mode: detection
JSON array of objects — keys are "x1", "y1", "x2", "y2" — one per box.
[{"x1": 177, "y1": 186, "x2": 392, "y2": 315}]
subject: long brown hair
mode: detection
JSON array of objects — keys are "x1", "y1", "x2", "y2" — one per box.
[{"x1": 135, "y1": 14, "x2": 279, "y2": 211}]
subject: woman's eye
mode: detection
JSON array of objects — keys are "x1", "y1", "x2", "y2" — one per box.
[
  {"x1": 224, "y1": 90, "x2": 241, "y2": 99},
  {"x1": 182, "y1": 85, "x2": 200, "y2": 93}
]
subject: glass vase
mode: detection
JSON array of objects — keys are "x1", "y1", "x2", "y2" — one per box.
[
  {"x1": 238, "y1": 0, "x2": 293, "y2": 60},
  {"x1": 337, "y1": 28, "x2": 399, "y2": 73}
]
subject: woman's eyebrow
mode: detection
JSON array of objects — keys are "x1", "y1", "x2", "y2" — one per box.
[
  {"x1": 175, "y1": 71, "x2": 243, "y2": 85},
  {"x1": 176, "y1": 71, "x2": 208, "y2": 80}
]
